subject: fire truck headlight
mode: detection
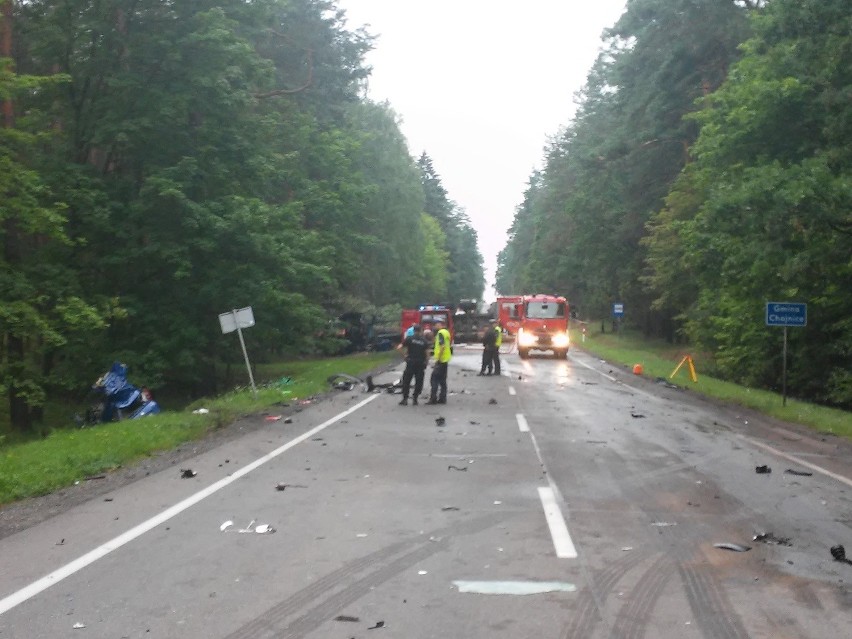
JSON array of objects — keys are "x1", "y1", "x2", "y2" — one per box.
[
  {"x1": 518, "y1": 329, "x2": 537, "y2": 347},
  {"x1": 552, "y1": 332, "x2": 570, "y2": 348}
]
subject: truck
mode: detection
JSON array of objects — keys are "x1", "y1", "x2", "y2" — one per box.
[
  {"x1": 496, "y1": 295, "x2": 523, "y2": 337},
  {"x1": 400, "y1": 305, "x2": 454, "y2": 342},
  {"x1": 513, "y1": 293, "x2": 570, "y2": 359}
]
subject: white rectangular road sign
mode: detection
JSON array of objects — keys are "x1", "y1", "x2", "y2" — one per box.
[{"x1": 219, "y1": 307, "x2": 255, "y2": 334}]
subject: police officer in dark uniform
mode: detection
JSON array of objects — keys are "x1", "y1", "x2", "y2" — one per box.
[{"x1": 397, "y1": 324, "x2": 429, "y2": 405}]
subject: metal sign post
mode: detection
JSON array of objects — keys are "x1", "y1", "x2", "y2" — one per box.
[
  {"x1": 765, "y1": 302, "x2": 807, "y2": 406},
  {"x1": 612, "y1": 303, "x2": 624, "y2": 336},
  {"x1": 219, "y1": 306, "x2": 257, "y2": 399}
]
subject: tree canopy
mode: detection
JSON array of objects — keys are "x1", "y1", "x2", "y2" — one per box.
[{"x1": 1, "y1": 0, "x2": 484, "y2": 430}]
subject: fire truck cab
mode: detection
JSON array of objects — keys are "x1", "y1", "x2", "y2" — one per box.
[
  {"x1": 496, "y1": 296, "x2": 523, "y2": 337},
  {"x1": 515, "y1": 294, "x2": 570, "y2": 359},
  {"x1": 400, "y1": 305, "x2": 454, "y2": 343}
]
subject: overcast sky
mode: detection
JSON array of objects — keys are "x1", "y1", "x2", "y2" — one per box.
[{"x1": 336, "y1": 1, "x2": 627, "y2": 302}]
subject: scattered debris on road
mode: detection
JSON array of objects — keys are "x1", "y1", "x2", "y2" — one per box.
[
  {"x1": 435, "y1": 417, "x2": 446, "y2": 426},
  {"x1": 441, "y1": 506, "x2": 460, "y2": 511},
  {"x1": 753, "y1": 532, "x2": 792, "y2": 546},
  {"x1": 368, "y1": 621, "x2": 385, "y2": 629},
  {"x1": 714, "y1": 542, "x2": 751, "y2": 552},
  {"x1": 334, "y1": 615, "x2": 360, "y2": 622},
  {"x1": 488, "y1": 398, "x2": 498, "y2": 404},
  {"x1": 265, "y1": 415, "x2": 282, "y2": 421},
  {"x1": 72, "y1": 622, "x2": 86, "y2": 629},
  {"x1": 327, "y1": 373, "x2": 365, "y2": 391},
  {"x1": 180, "y1": 469, "x2": 197, "y2": 478},
  {"x1": 283, "y1": 417, "x2": 293, "y2": 423},
  {"x1": 831, "y1": 545, "x2": 852, "y2": 564},
  {"x1": 275, "y1": 483, "x2": 307, "y2": 491},
  {"x1": 448, "y1": 465, "x2": 468, "y2": 472},
  {"x1": 755, "y1": 465, "x2": 772, "y2": 474},
  {"x1": 651, "y1": 522, "x2": 677, "y2": 527},
  {"x1": 630, "y1": 412, "x2": 646, "y2": 419},
  {"x1": 56, "y1": 539, "x2": 65, "y2": 546},
  {"x1": 784, "y1": 469, "x2": 813, "y2": 476}
]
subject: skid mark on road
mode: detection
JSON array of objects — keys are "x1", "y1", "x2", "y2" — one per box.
[
  {"x1": 612, "y1": 554, "x2": 675, "y2": 639},
  {"x1": 223, "y1": 513, "x2": 507, "y2": 639}
]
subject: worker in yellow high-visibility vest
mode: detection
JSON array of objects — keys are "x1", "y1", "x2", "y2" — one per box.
[{"x1": 426, "y1": 319, "x2": 452, "y2": 404}]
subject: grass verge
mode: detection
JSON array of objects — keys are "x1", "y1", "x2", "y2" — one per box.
[
  {"x1": 0, "y1": 352, "x2": 397, "y2": 506},
  {"x1": 573, "y1": 325, "x2": 851, "y2": 438}
]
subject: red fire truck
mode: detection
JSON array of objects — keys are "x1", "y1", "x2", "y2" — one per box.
[
  {"x1": 496, "y1": 295, "x2": 523, "y2": 336},
  {"x1": 400, "y1": 305, "x2": 454, "y2": 342},
  {"x1": 513, "y1": 293, "x2": 570, "y2": 359}
]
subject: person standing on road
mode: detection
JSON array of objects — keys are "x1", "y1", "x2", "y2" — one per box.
[
  {"x1": 426, "y1": 319, "x2": 452, "y2": 404},
  {"x1": 479, "y1": 324, "x2": 497, "y2": 375},
  {"x1": 397, "y1": 324, "x2": 428, "y2": 405},
  {"x1": 492, "y1": 320, "x2": 503, "y2": 376}
]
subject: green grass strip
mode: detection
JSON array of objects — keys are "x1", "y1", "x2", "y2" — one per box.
[
  {"x1": 573, "y1": 326, "x2": 851, "y2": 438},
  {"x1": 0, "y1": 352, "x2": 397, "y2": 506}
]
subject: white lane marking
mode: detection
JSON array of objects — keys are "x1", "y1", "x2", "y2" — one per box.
[
  {"x1": 509, "y1": 387, "x2": 516, "y2": 396},
  {"x1": 569, "y1": 353, "x2": 616, "y2": 382},
  {"x1": 516, "y1": 413, "x2": 529, "y2": 432},
  {"x1": 742, "y1": 436, "x2": 852, "y2": 489},
  {"x1": 0, "y1": 394, "x2": 380, "y2": 616},
  {"x1": 538, "y1": 487, "x2": 578, "y2": 559},
  {"x1": 453, "y1": 580, "x2": 576, "y2": 595}
]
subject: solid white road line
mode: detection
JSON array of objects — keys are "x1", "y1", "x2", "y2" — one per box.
[
  {"x1": 569, "y1": 353, "x2": 617, "y2": 382},
  {"x1": 516, "y1": 413, "x2": 529, "y2": 432},
  {"x1": 538, "y1": 486, "x2": 578, "y2": 559},
  {"x1": 0, "y1": 394, "x2": 380, "y2": 617},
  {"x1": 742, "y1": 435, "x2": 852, "y2": 489}
]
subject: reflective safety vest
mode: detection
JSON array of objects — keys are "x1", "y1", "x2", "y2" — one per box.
[
  {"x1": 433, "y1": 328, "x2": 452, "y2": 363},
  {"x1": 494, "y1": 325, "x2": 503, "y2": 347}
]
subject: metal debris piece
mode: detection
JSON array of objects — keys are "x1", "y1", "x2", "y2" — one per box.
[
  {"x1": 265, "y1": 415, "x2": 282, "y2": 422},
  {"x1": 72, "y1": 622, "x2": 86, "y2": 629},
  {"x1": 327, "y1": 373, "x2": 364, "y2": 392},
  {"x1": 488, "y1": 398, "x2": 498, "y2": 405},
  {"x1": 220, "y1": 520, "x2": 234, "y2": 532},
  {"x1": 283, "y1": 417, "x2": 293, "y2": 424},
  {"x1": 368, "y1": 621, "x2": 385, "y2": 629},
  {"x1": 84, "y1": 474, "x2": 106, "y2": 481},
  {"x1": 275, "y1": 483, "x2": 307, "y2": 491},
  {"x1": 334, "y1": 615, "x2": 360, "y2": 622},
  {"x1": 831, "y1": 545, "x2": 852, "y2": 564},
  {"x1": 180, "y1": 469, "x2": 197, "y2": 478},
  {"x1": 453, "y1": 580, "x2": 576, "y2": 595},
  {"x1": 435, "y1": 417, "x2": 446, "y2": 426},
  {"x1": 753, "y1": 532, "x2": 792, "y2": 546},
  {"x1": 469, "y1": 420, "x2": 480, "y2": 425},
  {"x1": 651, "y1": 522, "x2": 677, "y2": 527},
  {"x1": 755, "y1": 465, "x2": 772, "y2": 474},
  {"x1": 714, "y1": 543, "x2": 751, "y2": 552},
  {"x1": 441, "y1": 506, "x2": 460, "y2": 511},
  {"x1": 630, "y1": 413, "x2": 645, "y2": 419},
  {"x1": 448, "y1": 465, "x2": 468, "y2": 472},
  {"x1": 784, "y1": 469, "x2": 813, "y2": 476}
]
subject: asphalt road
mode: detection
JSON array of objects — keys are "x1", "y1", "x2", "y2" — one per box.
[{"x1": 2, "y1": 346, "x2": 852, "y2": 638}]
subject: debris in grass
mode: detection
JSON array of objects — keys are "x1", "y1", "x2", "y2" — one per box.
[
  {"x1": 192, "y1": 408, "x2": 210, "y2": 414},
  {"x1": 84, "y1": 475, "x2": 106, "y2": 481}
]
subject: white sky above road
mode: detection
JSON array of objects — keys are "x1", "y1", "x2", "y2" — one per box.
[{"x1": 336, "y1": 1, "x2": 628, "y2": 302}]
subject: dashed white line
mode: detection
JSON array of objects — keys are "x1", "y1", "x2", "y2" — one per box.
[
  {"x1": 509, "y1": 387, "x2": 517, "y2": 396},
  {"x1": 516, "y1": 413, "x2": 529, "y2": 432},
  {"x1": 0, "y1": 394, "x2": 380, "y2": 617},
  {"x1": 538, "y1": 487, "x2": 578, "y2": 559}
]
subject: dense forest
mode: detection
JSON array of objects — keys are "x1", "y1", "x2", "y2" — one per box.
[
  {"x1": 496, "y1": 0, "x2": 851, "y2": 409},
  {"x1": 0, "y1": 0, "x2": 484, "y2": 431}
]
